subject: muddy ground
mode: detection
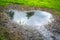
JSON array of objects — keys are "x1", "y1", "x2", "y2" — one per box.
[{"x1": 0, "y1": 4, "x2": 60, "y2": 40}]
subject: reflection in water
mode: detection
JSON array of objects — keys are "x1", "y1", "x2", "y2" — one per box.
[
  {"x1": 6, "y1": 10, "x2": 14, "y2": 19},
  {"x1": 8, "y1": 10, "x2": 55, "y2": 40},
  {"x1": 26, "y1": 12, "x2": 34, "y2": 19},
  {"x1": 12, "y1": 10, "x2": 54, "y2": 26}
]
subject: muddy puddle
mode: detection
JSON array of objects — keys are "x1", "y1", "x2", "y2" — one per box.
[{"x1": 6, "y1": 9, "x2": 60, "y2": 40}]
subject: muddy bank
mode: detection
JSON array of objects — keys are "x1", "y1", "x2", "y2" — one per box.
[
  {"x1": 0, "y1": 13, "x2": 25, "y2": 40},
  {"x1": 4, "y1": 4, "x2": 56, "y2": 12}
]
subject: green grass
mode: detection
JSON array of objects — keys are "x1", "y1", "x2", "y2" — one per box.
[{"x1": 0, "y1": 0, "x2": 60, "y2": 10}]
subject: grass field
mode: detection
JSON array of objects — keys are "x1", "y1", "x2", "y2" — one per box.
[{"x1": 0, "y1": 0, "x2": 60, "y2": 10}]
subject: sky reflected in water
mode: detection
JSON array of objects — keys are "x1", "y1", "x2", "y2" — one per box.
[{"x1": 12, "y1": 10, "x2": 54, "y2": 26}]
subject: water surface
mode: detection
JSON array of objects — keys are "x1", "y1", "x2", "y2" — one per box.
[{"x1": 12, "y1": 10, "x2": 54, "y2": 26}]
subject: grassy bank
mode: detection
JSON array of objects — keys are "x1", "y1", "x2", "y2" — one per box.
[{"x1": 0, "y1": 0, "x2": 60, "y2": 10}]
